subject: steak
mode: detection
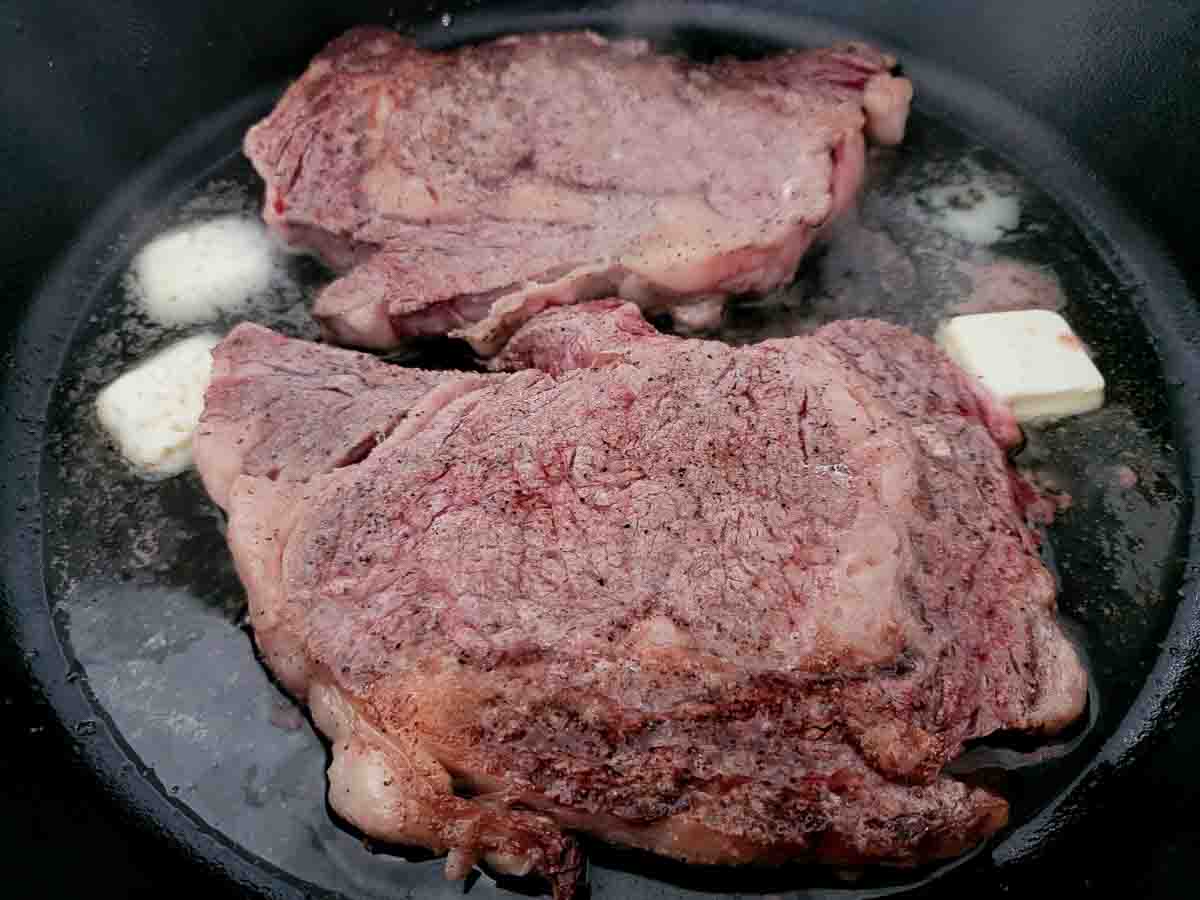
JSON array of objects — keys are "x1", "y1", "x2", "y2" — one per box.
[
  {"x1": 244, "y1": 28, "x2": 913, "y2": 354},
  {"x1": 194, "y1": 305, "x2": 1086, "y2": 898}
]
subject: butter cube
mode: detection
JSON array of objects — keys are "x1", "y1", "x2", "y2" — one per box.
[
  {"x1": 96, "y1": 333, "x2": 220, "y2": 477},
  {"x1": 935, "y1": 310, "x2": 1104, "y2": 423},
  {"x1": 132, "y1": 217, "x2": 276, "y2": 325}
]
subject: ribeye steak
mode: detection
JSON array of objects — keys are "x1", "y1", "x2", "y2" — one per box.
[
  {"x1": 245, "y1": 28, "x2": 913, "y2": 353},
  {"x1": 194, "y1": 303, "x2": 1085, "y2": 898}
]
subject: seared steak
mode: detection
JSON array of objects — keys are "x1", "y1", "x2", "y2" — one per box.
[
  {"x1": 244, "y1": 28, "x2": 913, "y2": 353},
  {"x1": 194, "y1": 305, "x2": 1085, "y2": 897}
]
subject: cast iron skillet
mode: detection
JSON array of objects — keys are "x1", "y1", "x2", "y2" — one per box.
[{"x1": 3, "y1": 1, "x2": 1200, "y2": 898}]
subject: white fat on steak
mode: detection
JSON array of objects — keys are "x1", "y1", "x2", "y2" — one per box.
[
  {"x1": 936, "y1": 309, "x2": 1105, "y2": 423},
  {"x1": 96, "y1": 333, "x2": 219, "y2": 477}
]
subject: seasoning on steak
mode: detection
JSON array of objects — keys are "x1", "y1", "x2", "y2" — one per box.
[
  {"x1": 244, "y1": 28, "x2": 913, "y2": 354},
  {"x1": 194, "y1": 304, "x2": 1085, "y2": 898}
]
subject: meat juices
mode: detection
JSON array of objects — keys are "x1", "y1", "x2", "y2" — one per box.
[
  {"x1": 244, "y1": 28, "x2": 913, "y2": 354},
  {"x1": 194, "y1": 304, "x2": 1086, "y2": 898}
]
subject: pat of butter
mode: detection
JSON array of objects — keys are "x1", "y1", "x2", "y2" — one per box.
[
  {"x1": 921, "y1": 181, "x2": 1020, "y2": 246},
  {"x1": 935, "y1": 310, "x2": 1104, "y2": 423},
  {"x1": 96, "y1": 334, "x2": 220, "y2": 477},
  {"x1": 132, "y1": 217, "x2": 275, "y2": 325}
]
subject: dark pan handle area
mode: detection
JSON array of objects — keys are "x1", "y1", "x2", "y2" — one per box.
[{"x1": 2, "y1": 2, "x2": 1199, "y2": 898}]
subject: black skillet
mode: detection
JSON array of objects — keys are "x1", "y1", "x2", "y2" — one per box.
[{"x1": 3, "y1": 1, "x2": 1200, "y2": 897}]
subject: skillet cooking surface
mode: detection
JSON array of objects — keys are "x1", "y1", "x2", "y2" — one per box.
[{"x1": 5, "y1": 4, "x2": 1200, "y2": 899}]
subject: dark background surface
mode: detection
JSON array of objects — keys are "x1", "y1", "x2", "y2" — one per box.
[{"x1": 3, "y1": 0, "x2": 1200, "y2": 896}]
